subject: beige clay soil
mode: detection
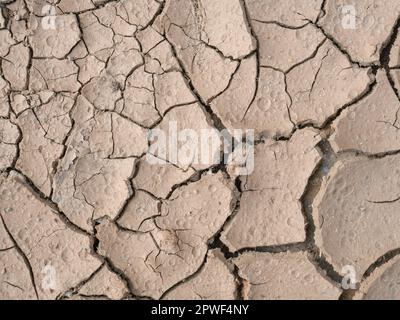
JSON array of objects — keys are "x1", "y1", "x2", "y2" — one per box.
[{"x1": 1, "y1": 0, "x2": 400, "y2": 300}]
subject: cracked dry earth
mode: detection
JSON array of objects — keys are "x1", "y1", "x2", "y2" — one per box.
[{"x1": 2, "y1": 0, "x2": 400, "y2": 302}]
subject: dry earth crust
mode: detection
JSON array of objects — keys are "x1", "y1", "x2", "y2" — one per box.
[{"x1": 1, "y1": 0, "x2": 400, "y2": 300}]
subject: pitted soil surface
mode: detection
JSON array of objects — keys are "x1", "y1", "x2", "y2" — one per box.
[{"x1": 1, "y1": 0, "x2": 400, "y2": 300}]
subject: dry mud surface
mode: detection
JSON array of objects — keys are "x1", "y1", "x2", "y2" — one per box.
[{"x1": 1, "y1": 0, "x2": 400, "y2": 300}]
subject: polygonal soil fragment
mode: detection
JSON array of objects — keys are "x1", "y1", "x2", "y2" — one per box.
[
  {"x1": 117, "y1": 190, "x2": 160, "y2": 232},
  {"x1": 211, "y1": 54, "x2": 294, "y2": 138},
  {"x1": 76, "y1": 55, "x2": 105, "y2": 85},
  {"x1": 209, "y1": 54, "x2": 257, "y2": 131},
  {"x1": 221, "y1": 129, "x2": 322, "y2": 251},
  {"x1": 331, "y1": 70, "x2": 400, "y2": 154},
  {"x1": 16, "y1": 94, "x2": 75, "y2": 196},
  {"x1": 30, "y1": 59, "x2": 80, "y2": 92},
  {"x1": 77, "y1": 264, "x2": 128, "y2": 300},
  {"x1": 156, "y1": 172, "x2": 234, "y2": 238},
  {"x1": 107, "y1": 39, "x2": 143, "y2": 79},
  {"x1": 92, "y1": 3, "x2": 138, "y2": 37},
  {"x1": 51, "y1": 96, "x2": 147, "y2": 231},
  {"x1": 62, "y1": 95, "x2": 148, "y2": 158},
  {"x1": 28, "y1": 14, "x2": 81, "y2": 58},
  {"x1": 144, "y1": 40, "x2": 181, "y2": 74},
  {"x1": 10, "y1": 91, "x2": 43, "y2": 117},
  {"x1": 57, "y1": 0, "x2": 95, "y2": 13},
  {"x1": 192, "y1": 0, "x2": 256, "y2": 59},
  {"x1": 319, "y1": 0, "x2": 400, "y2": 64},
  {"x1": 153, "y1": 71, "x2": 196, "y2": 115},
  {"x1": 122, "y1": 65, "x2": 158, "y2": 125},
  {"x1": 356, "y1": 256, "x2": 400, "y2": 300},
  {"x1": 0, "y1": 173, "x2": 101, "y2": 299},
  {"x1": 171, "y1": 34, "x2": 238, "y2": 102},
  {"x1": 388, "y1": 27, "x2": 400, "y2": 69},
  {"x1": 1, "y1": 206, "x2": 36, "y2": 300},
  {"x1": 0, "y1": 29, "x2": 15, "y2": 57},
  {"x1": 137, "y1": 26, "x2": 165, "y2": 53},
  {"x1": 133, "y1": 159, "x2": 195, "y2": 199},
  {"x1": 53, "y1": 155, "x2": 136, "y2": 232},
  {"x1": 23, "y1": 0, "x2": 54, "y2": 15},
  {"x1": 115, "y1": 0, "x2": 162, "y2": 29},
  {"x1": 82, "y1": 72, "x2": 122, "y2": 111},
  {"x1": 2, "y1": 43, "x2": 30, "y2": 91},
  {"x1": 0, "y1": 209, "x2": 13, "y2": 250},
  {"x1": 120, "y1": 49, "x2": 185, "y2": 126},
  {"x1": 97, "y1": 172, "x2": 233, "y2": 299},
  {"x1": 106, "y1": 113, "x2": 149, "y2": 159},
  {"x1": 9, "y1": 15, "x2": 29, "y2": 43},
  {"x1": 0, "y1": 8, "x2": 5, "y2": 29},
  {"x1": 149, "y1": 103, "x2": 221, "y2": 171},
  {"x1": 157, "y1": 0, "x2": 241, "y2": 102},
  {"x1": 392, "y1": 66, "x2": 400, "y2": 89},
  {"x1": 245, "y1": 0, "x2": 323, "y2": 28},
  {"x1": 0, "y1": 119, "x2": 20, "y2": 170},
  {"x1": 163, "y1": 250, "x2": 236, "y2": 300},
  {"x1": 96, "y1": 217, "x2": 207, "y2": 299},
  {"x1": 314, "y1": 154, "x2": 400, "y2": 279},
  {"x1": 0, "y1": 247, "x2": 37, "y2": 300},
  {"x1": 68, "y1": 40, "x2": 88, "y2": 61},
  {"x1": 0, "y1": 76, "x2": 9, "y2": 117},
  {"x1": 389, "y1": 33, "x2": 400, "y2": 68},
  {"x1": 254, "y1": 22, "x2": 325, "y2": 72},
  {"x1": 286, "y1": 41, "x2": 373, "y2": 126},
  {"x1": 79, "y1": 11, "x2": 114, "y2": 56},
  {"x1": 234, "y1": 251, "x2": 341, "y2": 300}
]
